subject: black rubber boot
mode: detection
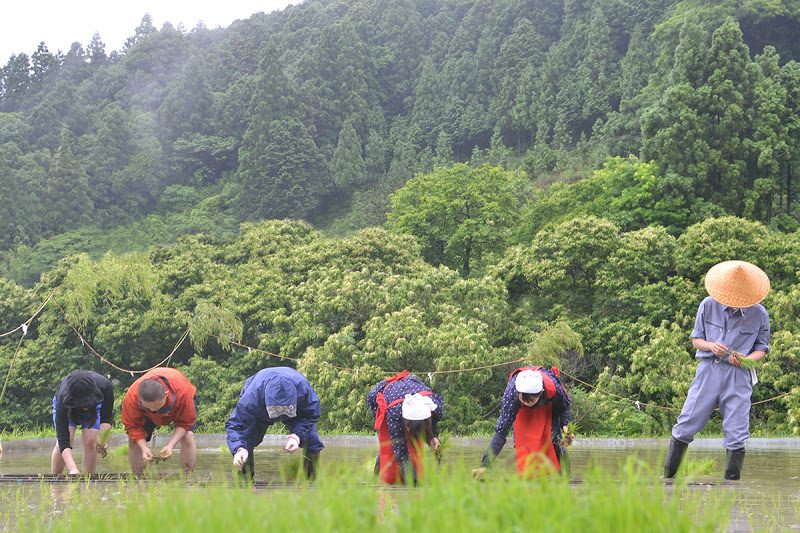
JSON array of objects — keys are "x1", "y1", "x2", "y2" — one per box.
[
  {"x1": 724, "y1": 449, "x2": 745, "y2": 480},
  {"x1": 303, "y1": 450, "x2": 320, "y2": 480},
  {"x1": 663, "y1": 437, "x2": 689, "y2": 479}
]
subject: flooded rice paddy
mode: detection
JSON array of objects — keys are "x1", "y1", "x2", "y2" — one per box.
[{"x1": 1, "y1": 435, "x2": 799, "y2": 531}]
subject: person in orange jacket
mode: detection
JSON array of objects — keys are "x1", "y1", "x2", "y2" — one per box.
[{"x1": 121, "y1": 367, "x2": 197, "y2": 475}]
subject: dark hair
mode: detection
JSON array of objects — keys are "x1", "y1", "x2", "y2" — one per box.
[
  {"x1": 403, "y1": 418, "x2": 434, "y2": 444},
  {"x1": 520, "y1": 392, "x2": 542, "y2": 405},
  {"x1": 139, "y1": 379, "x2": 166, "y2": 402}
]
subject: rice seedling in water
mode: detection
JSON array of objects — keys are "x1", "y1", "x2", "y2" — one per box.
[
  {"x1": 36, "y1": 458, "x2": 732, "y2": 533},
  {"x1": 112, "y1": 444, "x2": 128, "y2": 457},
  {"x1": 684, "y1": 458, "x2": 716, "y2": 478},
  {"x1": 278, "y1": 455, "x2": 304, "y2": 482}
]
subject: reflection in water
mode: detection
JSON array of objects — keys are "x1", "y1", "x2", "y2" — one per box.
[{"x1": 1, "y1": 438, "x2": 799, "y2": 530}]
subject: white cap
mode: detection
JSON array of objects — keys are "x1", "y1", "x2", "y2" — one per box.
[
  {"x1": 401, "y1": 393, "x2": 437, "y2": 421},
  {"x1": 515, "y1": 370, "x2": 544, "y2": 394}
]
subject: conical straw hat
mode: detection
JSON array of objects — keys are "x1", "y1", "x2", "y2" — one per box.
[{"x1": 704, "y1": 260, "x2": 770, "y2": 308}]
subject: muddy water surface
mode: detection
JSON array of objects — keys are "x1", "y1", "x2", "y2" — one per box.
[{"x1": 1, "y1": 436, "x2": 798, "y2": 531}]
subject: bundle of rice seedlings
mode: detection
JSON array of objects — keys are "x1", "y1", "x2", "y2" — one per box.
[
  {"x1": 724, "y1": 348, "x2": 760, "y2": 369},
  {"x1": 558, "y1": 421, "x2": 576, "y2": 449},
  {"x1": 96, "y1": 428, "x2": 111, "y2": 458},
  {"x1": 433, "y1": 431, "x2": 450, "y2": 463}
]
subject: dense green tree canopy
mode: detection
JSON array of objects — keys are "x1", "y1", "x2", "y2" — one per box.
[
  {"x1": 387, "y1": 164, "x2": 527, "y2": 275},
  {"x1": 1, "y1": 0, "x2": 800, "y2": 438},
  {"x1": 0, "y1": 0, "x2": 798, "y2": 277}
]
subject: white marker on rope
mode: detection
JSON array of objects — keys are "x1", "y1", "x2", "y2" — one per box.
[{"x1": 20, "y1": 324, "x2": 27, "y2": 336}]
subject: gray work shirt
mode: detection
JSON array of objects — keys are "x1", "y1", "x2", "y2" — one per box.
[{"x1": 691, "y1": 296, "x2": 770, "y2": 358}]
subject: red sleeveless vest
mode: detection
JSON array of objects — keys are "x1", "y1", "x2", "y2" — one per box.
[
  {"x1": 508, "y1": 366, "x2": 560, "y2": 477},
  {"x1": 374, "y1": 370, "x2": 432, "y2": 484}
]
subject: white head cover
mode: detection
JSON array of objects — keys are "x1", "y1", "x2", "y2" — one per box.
[
  {"x1": 515, "y1": 369, "x2": 544, "y2": 394},
  {"x1": 401, "y1": 393, "x2": 437, "y2": 421}
]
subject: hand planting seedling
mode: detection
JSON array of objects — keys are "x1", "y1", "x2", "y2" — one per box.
[
  {"x1": 433, "y1": 431, "x2": 449, "y2": 464},
  {"x1": 471, "y1": 467, "x2": 487, "y2": 480},
  {"x1": 560, "y1": 421, "x2": 576, "y2": 448},
  {"x1": 96, "y1": 428, "x2": 111, "y2": 458}
]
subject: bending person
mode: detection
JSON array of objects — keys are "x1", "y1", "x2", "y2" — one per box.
[
  {"x1": 226, "y1": 367, "x2": 324, "y2": 480},
  {"x1": 51, "y1": 370, "x2": 114, "y2": 475},
  {"x1": 367, "y1": 370, "x2": 443, "y2": 485},
  {"x1": 478, "y1": 366, "x2": 571, "y2": 478},
  {"x1": 121, "y1": 367, "x2": 197, "y2": 475},
  {"x1": 664, "y1": 260, "x2": 770, "y2": 481}
]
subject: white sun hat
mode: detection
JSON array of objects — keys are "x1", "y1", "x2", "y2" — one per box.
[
  {"x1": 401, "y1": 393, "x2": 437, "y2": 421},
  {"x1": 515, "y1": 369, "x2": 544, "y2": 394}
]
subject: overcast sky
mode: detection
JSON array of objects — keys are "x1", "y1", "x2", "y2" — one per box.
[{"x1": 1, "y1": 1, "x2": 297, "y2": 63}]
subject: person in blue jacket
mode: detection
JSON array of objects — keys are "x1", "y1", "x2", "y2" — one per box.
[{"x1": 225, "y1": 367, "x2": 324, "y2": 479}]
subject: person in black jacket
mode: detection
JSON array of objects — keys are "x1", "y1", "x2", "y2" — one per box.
[{"x1": 50, "y1": 370, "x2": 114, "y2": 475}]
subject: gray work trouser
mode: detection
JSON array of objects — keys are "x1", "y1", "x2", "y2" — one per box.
[{"x1": 671, "y1": 358, "x2": 752, "y2": 450}]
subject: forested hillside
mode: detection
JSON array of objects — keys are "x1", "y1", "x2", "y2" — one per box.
[{"x1": 1, "y1": 0, "x2": 800, "y2": 435}]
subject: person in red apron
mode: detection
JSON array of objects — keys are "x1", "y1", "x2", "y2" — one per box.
[
  {"x1": 367, "y1": 370, "x2": 444, "y2": 485},
  {"x1": 477, "y1": 366, "x2": 571, "y2": 478}
]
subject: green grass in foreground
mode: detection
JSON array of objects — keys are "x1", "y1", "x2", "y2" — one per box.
[
  {"x1": 3, "y1": 426, "x2": 799, "y2": 442},
  {"x1": 6, "y1": 458, "x2": 731, "y2": 532}
]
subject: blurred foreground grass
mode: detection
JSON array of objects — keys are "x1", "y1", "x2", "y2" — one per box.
[{"x1": 5, "y1": 458, "x2": 731, "y2": 532}]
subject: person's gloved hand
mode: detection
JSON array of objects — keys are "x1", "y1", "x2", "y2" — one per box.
[
  {"x1": 285, "y1": 434, "x2": 300, "y2": 453},
  {"x1": 233, "y1": 448, "x2": 249, "y2": 468}
]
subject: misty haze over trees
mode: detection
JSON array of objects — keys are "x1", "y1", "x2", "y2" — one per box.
[{"x1": 1, "y1": 0, "x2": 800, "y2": 436}]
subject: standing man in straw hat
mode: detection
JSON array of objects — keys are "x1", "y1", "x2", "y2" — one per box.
[{"x1": 664, "y1": 260, "x2": 770, "y2": 481}]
